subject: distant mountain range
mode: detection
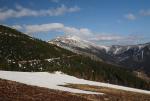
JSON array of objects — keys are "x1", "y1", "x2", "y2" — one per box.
[
  {"x1": 0, "y1": 25, "x2": 149, "y2": 90},
  {"x1": 49, "y1": 35, "x2": 150, "y2": 76}
]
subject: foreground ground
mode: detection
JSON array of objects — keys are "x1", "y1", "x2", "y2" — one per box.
[
  {"x1": 63, "y1": 84, "x2": 150, "y2": 101},
  {"x1": 0, "y1": 78, "x2": 150, "y2": 101},
  {"x1": 0, "y1": 71, "x2": 150, "y2": 101},
  {"x1": 0, "y1": 79, "x2": 92, "y2": 101}
]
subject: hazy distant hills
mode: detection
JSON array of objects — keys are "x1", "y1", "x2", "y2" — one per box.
[{"x1": 0, "y1": 25, "x2": 149, "y2": 90}]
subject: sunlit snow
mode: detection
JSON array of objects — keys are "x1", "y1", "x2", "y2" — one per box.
[{"x1": 0, "y1": 71, "x2": 150, "y2": 94}]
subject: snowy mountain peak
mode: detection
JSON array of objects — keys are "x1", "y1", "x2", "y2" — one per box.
[
  {"x1": 49, "y1": 35, "x2": 111, "y2": 52},
  {"x1": 49, "y1": 35, "x2": 150, "y2": 58},
  {"x1": 50, "y1": 35, "x2": 94, "y2": 49},
  {"x1": 56, "y1": 35, "x2": 82, "y2": 42}
]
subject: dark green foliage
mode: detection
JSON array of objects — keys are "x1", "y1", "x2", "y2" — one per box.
[
  {"x1": 0, "y1": 25, "x2": 149, "y2": 90},
  {"x1": 56, "y1": 56, "x2": 150, "y2": 90},
  {"x1": 0, "y1": 25, "x2": 73, "y2": 61}
]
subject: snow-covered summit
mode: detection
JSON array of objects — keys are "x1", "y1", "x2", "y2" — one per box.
[
  {"x1": 50, "y1": 35, "x2": 92, "y2": 49},
  {"x1": 50, "y1": 35, "x2": 150, "y2": 55},
  {"x1": 49, "y1": 35, "x2": 110, "y2": 52}
]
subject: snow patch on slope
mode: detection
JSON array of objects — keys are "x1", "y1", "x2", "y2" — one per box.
[
  {"x1": 0, "y1": 71, "x2": 150, "y2": 94},
  {"x1": 0, "y1": 71, "x2": 101, "y2": 94},
  {"x1": 98, "y1": 45, "x2": 110, "y2": 52}
]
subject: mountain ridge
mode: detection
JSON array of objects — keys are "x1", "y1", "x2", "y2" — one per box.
[{"x1": 49, "y1": 35, "x2": 150, "y2": 76}]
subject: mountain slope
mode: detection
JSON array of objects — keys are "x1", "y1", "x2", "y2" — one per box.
[
  {"x1": 50, "y1": 35, "x2": 150, "y2": 76},
  {"x1": 0, "y1": 25, "x2": 73, "y2": 60},
  {"x1": 107, "y1": 44, "x2": 150, "y2": 76},
  {"x1": 0, "y1": 25, "x2": 74, "y2": 71},
  {"x1": 0, "y1": 25, "x2": 149, "y2": 90},
  {"x1": 49, "y1": 35, "x2": 112, "y2": 61}
]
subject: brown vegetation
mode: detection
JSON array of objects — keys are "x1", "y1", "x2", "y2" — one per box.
[
  {"x1": 0, "y1": 78, "x2": 150, "y2": 101},
  {"x1": 63, "y1": 84, "x2": 150, "y2": 101},
  {"x1": 0, "y1": 79, "x2": 92, "y2": 101}
]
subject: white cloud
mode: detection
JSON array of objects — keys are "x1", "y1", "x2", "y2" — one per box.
[
  {"x1": 89, "y1": 34, "x2": 123, "y2": 41},
  {"x1": 0, "y1": 5, "x2": 80, "y2": 20},
  {"x1": 50, "y1": 0, "x2": 60, "y2": 3},
  {"x1": 12, "y1": 25, "x2": 23, "y2": 30},
  {"x1": 89, "y1": 34, "x2": 145, "y2": 45},
  {"x1": 13, "y1": 23, "x2": 92, "y2": 38},
  {"x1": 11, "y1": 23, "x2": 144, "y2": 45},
  {"x1": 125, "y1": 13, "x2": 136, "y2": 20},
  {"x1": 124, "y1": 9, "x2": 150, "y2": 21},
  {"x1": 140, "y1": 9, "x2": 150, "y2": 16},
  {"x1": 25, "y1": 23, "x2": 64, "y2": 33},
  {"x1": 63, "y1": 27, "x2": 92, "y2": 37}
]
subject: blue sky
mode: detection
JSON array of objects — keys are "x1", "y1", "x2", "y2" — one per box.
[{"x1": 0, "y1": 0, "x2": 150, "y2": 45}]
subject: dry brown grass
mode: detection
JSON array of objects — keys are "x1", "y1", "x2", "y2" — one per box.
[
  {"x1": 0, "y1": 78, "x2": 150, "y2": 101},
  {"x1": 0, "y1": 79, "x2": 93, "y2": 101},
  {"x1": 62, "y1": 84, "x2": 150, "y2": 101}
]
